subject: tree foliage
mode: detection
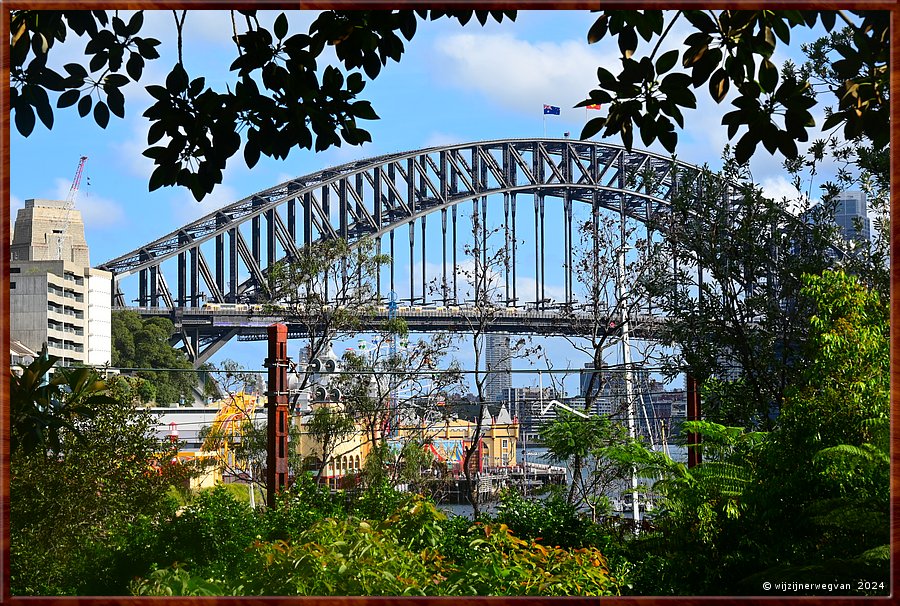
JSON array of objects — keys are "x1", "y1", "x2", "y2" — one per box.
[
  {"x1": 652, "y1": 152, "x2": 838, "y2": 429},
  {"x1": 539, "y1": 411, "x2": 634, "y2": 518},
  {"x1": 579, "y1": 10, "x2": 888, "y2": 164},
  {"x1": 624, "y1": 269, "x2": 889, "y2": 595},
  {"x1": 111, "y1": 309, "x2": 197, "y2": 405},
  {"x1": 10, "y1": 9, "x2": 513, "y2": 200},
  {"x1": 10, "y1": 359, "x2": 195, "y2": 595},
  {"x1": 263, "y1": 238, "x2": 388, "y2": 402},
  {"x1": 10, "y1": 352, "x2": 112, "y2": 456},
  {"x1": 14, "y1": 10, "x2": 885, "y2": 198}
]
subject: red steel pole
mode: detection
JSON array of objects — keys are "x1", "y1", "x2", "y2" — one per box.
[
  {"x1": 267, "y1": 323, "x2": 290, "y2": 508},
  {"x1": 686, "y1": 373, "x2": 702, "y2": 468}
]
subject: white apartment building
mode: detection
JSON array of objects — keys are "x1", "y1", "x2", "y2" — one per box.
[{"x1": 9, "y1": 199, "x2": 111, "y2": 367}]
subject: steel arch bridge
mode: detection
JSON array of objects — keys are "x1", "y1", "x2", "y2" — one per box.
[{"x1": 97, "y1": 137, "x2": 716, "y2": 365}]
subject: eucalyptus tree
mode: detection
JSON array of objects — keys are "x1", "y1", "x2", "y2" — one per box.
[
  {"x1": 650, "y1": 153, "x2": 837, "y2": 429},
  {"x1": 262, "y1": 237, "x2": 389, "y2": 409},
  {"x1": 546, "y1": 197, "x2": 670, "y2": 512},
  {"x1": 449, "y1": 210, "x2": 540, "y2": 518}
]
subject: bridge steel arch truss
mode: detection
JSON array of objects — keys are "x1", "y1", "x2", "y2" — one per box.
[{"x1": 98, "y1": 138, "x2": 710, "y2": 364}]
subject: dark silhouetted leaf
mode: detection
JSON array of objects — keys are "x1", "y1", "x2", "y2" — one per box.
[
  {"x1": 709, "y1": 68, "x2": 729, "y2": 103},
  {"x1": 57, "y1": 89, "x2": 80, "y2": 108},
  {"x1": 93, "y1": 100, "x2": 109, "y2": 128},
  {"x1": 274, "y1": 13, "x2": 289, "y2": 40},
  {"x1": 15, "y1": 103, "x2": 36, "y2": 136},
  {"x1": 77, "y1": 94, "x2": 92, "y2": 117},
  {"x1": 655, "y1": 49, "x2": 679, "y2": 74}
]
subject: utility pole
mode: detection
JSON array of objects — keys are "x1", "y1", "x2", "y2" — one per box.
[
  {"x1": 614, "y1": 156, "x2": 641, "y2": 529},
  {"x1": 617, "y1": 245, "x2": 641, "y2": 528},
  {"x1": 266, "y1": 323, "x2": 290, "y2": 508},
  {"x1": 686, "y1": 374, "x2": 702, "y2": 468}
]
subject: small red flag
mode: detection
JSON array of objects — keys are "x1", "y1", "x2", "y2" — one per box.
[{"x1": 586, "y1": 104, "x2": 602, "y2": 110}]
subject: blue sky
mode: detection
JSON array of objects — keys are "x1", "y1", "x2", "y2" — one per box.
[{"x1": 10, "y1": 10, "x2": 846, "y2": 389}]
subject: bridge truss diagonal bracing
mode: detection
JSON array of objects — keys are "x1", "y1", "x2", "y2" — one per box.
[{"x1": 97, "y1": 138, "x2": 727, "y2": 366}]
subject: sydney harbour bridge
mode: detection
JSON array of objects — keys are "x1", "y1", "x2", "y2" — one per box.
[{"x1": 97, "y1": 137, "x2": 735, "y2": 367}]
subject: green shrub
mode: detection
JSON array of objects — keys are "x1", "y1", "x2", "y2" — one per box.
[
  {"x1": 445, "y1": 522, "x2": 620, "y2": 596},
  {"x1": 134, "y1": 494, "x2": 623, "y2": 596},
  {"x1": 348, "y1": 478, "x2": 411, "y2": 519},
  {"x1": 437, "y1": 514, "x2": 481, "y2": 563},
  {"x1": 161, "y1": 485, "x2": 261, "y2": 578},
  {"x1": 493, "y1": 489, "x2": 589, "y2": 549},
  {"x1": 262, "y1": 472, "x2": 344, "y2": 541},
  {"x1": 130, "y1": 565, "x2": 239, "y2": 596},
  {"x1": 239, "y1": 518, "x2": 445, "y2": 596}
]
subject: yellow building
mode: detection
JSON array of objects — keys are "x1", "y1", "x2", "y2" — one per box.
[
  {"x1": 294, "y1": 402, "x2": 519, "y2": 482},
  {"x1": 294, "y1": 402, "x2": 372, "y2": 485},
  {"x1": 398, "y1": 405, "x2": 519, "y2": 472}
]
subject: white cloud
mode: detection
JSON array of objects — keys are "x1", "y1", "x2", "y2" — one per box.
[
  {"x1": 760, "y1": 175, "x2": 801, "y2": 203},
  {"x1": 171, "y1": 183, "x2": 242, "y2": 225},
  {"x1": 52, "y1": 178, "x2": 126, "y2": 229},
  {"x1": 115, "y1": 119, "x2": 158, "y2": 181},
  {"x1": 434, "y1": 33, "x2": 617, "y2": 116}
]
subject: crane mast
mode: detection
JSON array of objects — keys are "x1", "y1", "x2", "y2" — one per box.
[{"x1": 55, "y1": 155, "x2": 88, "y2": 261}]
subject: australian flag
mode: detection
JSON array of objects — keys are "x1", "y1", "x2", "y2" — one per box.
[{"x1": 543, "y1": 104, "x2": 560, "y2": 115}]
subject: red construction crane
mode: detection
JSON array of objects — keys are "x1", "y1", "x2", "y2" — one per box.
[{"x1": 55, "y1": 155, "x2": 88, "y2": 261}]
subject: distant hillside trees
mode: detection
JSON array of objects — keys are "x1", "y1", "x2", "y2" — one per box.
[{"x1": 111, "y1": 309, "x2": 197, "y2": 406}]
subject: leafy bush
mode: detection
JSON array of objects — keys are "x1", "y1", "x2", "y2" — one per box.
[
  {"x1": 134, "y1": 494, "x2": 621, "y2": 596},
  {"x1": 130, "y1": 566, "x2": 238, "y2": 596},
  {"x1": 10, "y1": 360, "x2": 194, "y2": 595},
  {"x1": 347, "y1": 478, "x2": 411, "y2": 520},
  {"x1": 261, "y1": 472, "x2": 344, "y2": 541},
  {"x1": 155, "y1": 486, "x2": 261, "y2": 579},
  {"x1": 445, "y1": 522, "x2": 619, "y2": 596},
  {"x1": 493, "y1": 489, "x2": 590, "y2": 549},
  {"x1": 239, "y1": 519, "x2": 445, "y2": 596},
  {"x1": 376, "y1": 495, "x2": 446, "y2": 551},
  {"x1": 436, "y1": 514, "x2": 481, "y2": 563}
]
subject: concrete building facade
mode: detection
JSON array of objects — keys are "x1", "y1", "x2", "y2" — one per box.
[
  {"x1": 10, "y1": 198, "x2": 91, "y2": 265},
  {"x1": 504, "y1": 385, "x2": 560, "y2": 441},
  {"x1": 9, "y1": 198, "x2": 111, "y2": 366}
]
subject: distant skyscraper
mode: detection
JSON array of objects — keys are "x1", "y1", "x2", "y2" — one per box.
[
  {"x1": 484, "y1": 333, "x2": 511, "y2": 406},
  {"x1": 580, "y1": 362, "x2": 605, "y2": 401},
  {"x1": 831, "y1": 191, "x2": 871, "y2": 244}
]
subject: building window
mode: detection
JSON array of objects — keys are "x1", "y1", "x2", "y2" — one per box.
[
  {"x1": 10, "y1": 282, "x2": 15, "y2": 289},
  {"x1": 502, "y1": 439, "x2": 508, "y2": 449}
]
